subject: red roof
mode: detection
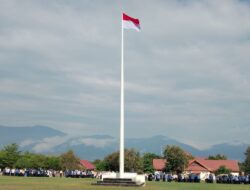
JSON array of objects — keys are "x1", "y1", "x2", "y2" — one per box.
[
  {"x1": 80, "y1": 160, "x2": 95, "y2": 170},
  {"x1": 187, "y1": 160, "x2": 211, "y2": 173},
  {"x1": 153, "y1": 159, "x2": 166, "y2": 171},
  {"x1": 186, "y1": 158, "x2": 239, "y2": 173}
]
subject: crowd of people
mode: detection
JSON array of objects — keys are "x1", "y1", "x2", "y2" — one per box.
[
  {"x1": 64, "y1": 170, "x2": 94, "y2": 178},
  {"x1": 146, "y1": 171, "x2": 250, "y2": 185},
  {"x1": 215, "y1": 174, "x2": 250, "y2": 184},
  {"x1": 0, "y1": 168, "x2": 94, "y2": 178},
  {"x1": 147, "y1": 172, "x2": 200, "y2": 183},
  {"x1": 1, "y1": 168, "x2": 63, "y2": 177},
  {"x1": 1, "y1": 167, "x2": 250, "y2": 185}
]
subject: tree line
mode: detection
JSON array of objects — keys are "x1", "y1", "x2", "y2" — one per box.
[
  {"x1": 0, "y1": 144, "x2": 81, "y2": 170},
  {"x1": 94, "y1": 145, "x2": 250, "y2": 175},
  {"x1": 0, "y1": 143, "x2": 250, "y2": 175}
]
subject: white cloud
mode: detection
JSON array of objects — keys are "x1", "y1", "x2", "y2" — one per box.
[
  {"x1": 0, "y1": 0, "x2": 250, "y2": 148},
  {"x1": 28, "y1": 135, "x2": 115, "y2": 153},
  {"x1": 70, "y1": 137, "x2": 115, "y2": 148},
  {"x1": 19, "y1": 139, "x2": 36, "y2": 148},
  {"x1": 31, "y1": 135, "x2": 72, "y2": 153}
]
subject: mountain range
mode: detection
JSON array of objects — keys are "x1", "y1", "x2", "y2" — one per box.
[{"x1": 0, "y1": 125, "x2": 248, "y2": 161}]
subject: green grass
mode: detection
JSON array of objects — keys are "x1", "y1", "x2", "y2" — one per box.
[{"x1": 0, "y1": 176, "x2": 249, "y2": 190}]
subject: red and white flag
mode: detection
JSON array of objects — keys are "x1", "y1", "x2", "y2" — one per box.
[{"x1": 122, "y1": 13, "x2": 141, "y2": 32}]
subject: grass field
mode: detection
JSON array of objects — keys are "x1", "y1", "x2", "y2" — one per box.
[{"x1": 0, "y1": 176, "x2": 249, "y2": 190}]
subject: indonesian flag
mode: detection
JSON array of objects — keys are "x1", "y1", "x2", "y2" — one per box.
[{"x1": 122, "y1": 13, "x2": 141, "y2": 32}]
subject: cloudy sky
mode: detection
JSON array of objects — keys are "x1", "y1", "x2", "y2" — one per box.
[{"x1": 0, "y1": 0, "x2": 250, "y2": 149}]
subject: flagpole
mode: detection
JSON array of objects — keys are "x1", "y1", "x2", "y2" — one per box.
[{"x1": 119, "y1": 12, "x2": 124, "y2": 178}]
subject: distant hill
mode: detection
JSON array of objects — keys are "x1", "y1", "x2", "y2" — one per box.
[
  {"x1": 202, "y1": 143, "x2": 249, "y2": 161},
  {"x1": 126, "y1": 136, "x2": 248, "y2": 161},
  {"x1": 126, "y1": 135, "x2": 202, "y2": 156},
  {"x1": 0, "y1": 125, "x2": 65, "y2": 146},
  {"x1": 0, "y1": 125, "x2": 248, "y2": 161}
]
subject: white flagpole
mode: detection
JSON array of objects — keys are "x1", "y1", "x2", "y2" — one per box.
[{"x1": 119, "y1": 12, "x2": 124, "y2": 178}]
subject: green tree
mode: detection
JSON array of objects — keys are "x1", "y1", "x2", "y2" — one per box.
[
  {"x1": 2, "y1": 143, "x2": 21, "y2": 168},
  {"x1": 31, "y1": 154, "x2": 47, "y2": 169},
  {"x1": 125, "y1": 149, "x2": 143, "y2": 173},
  {"x1": 92, "y1": 159, "x2": 101, "y2": 165},
  {"x1": 142, "y1": 153, "x2": 160, "y2": 173},
  {"x1": 15, "y1": 152, "x2": 61, "y2": 170},
  {"x1": 45, "y1": 156, "x2": 61, "y2": 170},
  {"x1": 93, "y1": 159, "x2": 108, "y2": 171},
  {"x1": 15, "y1": 152, "x2": 47, "y2": 169},
  {"x1": 15, "y1": 152, "x2": 33, "y2": 169},
  {"x1": 208, "y1": 154, "x2": 227, "y2": 160},
  {"x1": 104, "y1": 151, "x2": 120, "y2": 171},
  {"x1": 60, "y1": 150, "x2": 80, "y2": 170},
  {"x1": 238, "y1": 162, "x2": 245, "y2": 173},
  {"x1": 163, "y1": 145, "x2": 189, "y2": 173},
  {"x1": 104, "y1": 149, "x2": 142, "y2": 173},
  {"x1": 244, "y1": 146, "x2": 250, "y2": 174},
  {"x1": 0, "y1": 150, "x2": 6, "y2": 169},
  {"x1": 215, "y1": 165, "x2": 231, "y2": 175}
]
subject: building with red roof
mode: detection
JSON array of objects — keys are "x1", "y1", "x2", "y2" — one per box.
[
  {"x1": 80, "y1": 160, "x2": 96, "y2": 170},
  {"x1": 153, "y1": 159, "x2": 166, "y2": 171},
  {"x1": 153, "y1": 157, "x2": 239, "y2": 179},
  {"x1": 186, "y1": 158, "x2": 239, "y2": 173}
]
